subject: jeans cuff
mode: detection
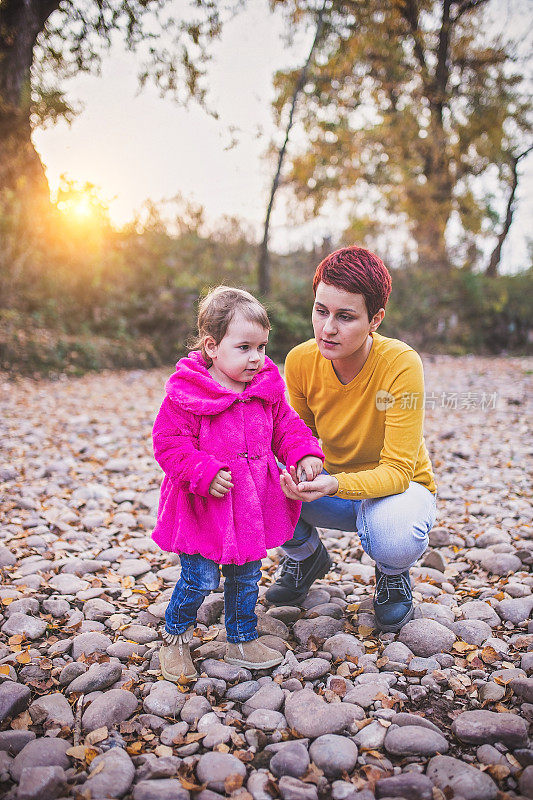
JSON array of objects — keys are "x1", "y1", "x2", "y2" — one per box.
[
  {"x1": 164, "y1": 623, "x2": 194, "y2": 636},
  {"x1": 226, "y1": 632, "x2": 259, "y2": 643}
]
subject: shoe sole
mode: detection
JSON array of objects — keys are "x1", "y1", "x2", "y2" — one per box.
[
  {"x1": 160, "y1": 664, "x2": 197, "y2": 683},
  {"x1": 224, "y1": 655, "x2": 283, "y2": 670},
  {"x1": 266, "y1": 556, "x2": 333, "y2": 606},
  {"x1": 373, "y1": 604, "x2": 414, "y2": 633}
]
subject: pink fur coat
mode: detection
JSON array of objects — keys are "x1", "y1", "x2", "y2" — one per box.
[{"x1": 152, "y1": 352, "x2": 324, "y2": 564}]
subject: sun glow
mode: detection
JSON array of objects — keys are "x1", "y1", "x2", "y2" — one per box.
[{"x1": 54, "y1": 177, "x2": 111, "y2": 228}]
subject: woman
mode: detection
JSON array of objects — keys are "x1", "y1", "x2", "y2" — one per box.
[{"x1": 266, "y1": 246, "x2": 437, "y2": 633}]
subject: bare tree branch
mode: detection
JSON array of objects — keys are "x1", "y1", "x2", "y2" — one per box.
[{"x1": 486, "y1": 145, "x2": 533, "y2": 276}]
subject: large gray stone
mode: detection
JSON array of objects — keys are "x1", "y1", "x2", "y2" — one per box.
[
  {"x1": 83, "y1": 747, "x2": 135, "y2": 798},
  {"x1": 497, "y1": 596, "x2": 533, "y2": 625},
  {"x1": 133, "y1": 779, "x2": 190, "y2": 800},
  {"x1": 284, "y1": 687, "x2": 361, "y2": 738},
  {"x1": 293, "y1": 617, "x2": 344, "y2": 645},
  {"x1": 243, "y1": 683, "x2": 284, "y2": 716},
  {"x1": 10, "y1": 738, "x2": 71, "y2": 782},
  {"x1": 196, "y1": 751, "x2": 247, "y2": 792},
  {"x1": 143, "y1": 681, "x2": 187, "y2": 718},
  {"x1": 451, "y1": 710, "x2": 528, "y2": 748},
  {"x1": 28, "y1": 693, "x2": 74, "y2": 728},
  {"x1": 0, "y1": 682, "x2": 31, "y2": 724},
  {"x1": 384, "y1": 724, "x2": 449, "y2": 756},
  {"x1": 72, "y1": 631, "x2": 112, "y2": 659},
  {"x1": 270, "y1": 742, "x2": 310, "y2": 778},
  {"x1": 1, "y1": 613, "x2": 47, "y2": 640},
  {"x1": 375, "y1": 773, "x2": 433, "y2": 800},
  {"x1": 510, "y1": 676, "x2": 533, "y2": 703},
  {"x1": 322, "y1": 634, "x2": 365, "y2": 661},
  {"x1": 82, "y1": 688, "x2": 138, "y2": 731},
  {"x1": 17, "y1": 766, "x2": 67, "y2": 800},
  {"x1": 398, "y1": 619, "x2": 456, "y2": 657},
  {"x1": 426, "y1": 755, "x2": 498, "y2": 800},
  {"x1": 66, "y1": 661, "x2": 122, "y2": 694},
  {"x1": 309, "y1": 734, "x2": 358, "y2": 778}
]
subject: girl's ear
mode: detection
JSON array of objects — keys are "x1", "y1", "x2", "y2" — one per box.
[{"x1": 204, "y1": 336, "x2": 218, "y2": 359}]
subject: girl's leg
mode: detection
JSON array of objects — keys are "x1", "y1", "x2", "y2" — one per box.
[
  {"x1": 223, "y1": 561, "x2": 283, "y2": 669},
  {"x1": 165, "y1": 553, "x2": 221, "y2": 635},
  {"x1": 222, "y1": 560, "x2": 262, "y2": 643}
]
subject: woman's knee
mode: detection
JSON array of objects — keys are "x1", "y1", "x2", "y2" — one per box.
[{"x1": 358, "y1": 497, "x2": 432, "y2": 569}]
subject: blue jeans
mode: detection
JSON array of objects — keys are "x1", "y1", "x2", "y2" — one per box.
[
  {"x1": 282, "y1": 481, "x2": 437, "y2": 576},
  {"x1": 165, "y1": 553, "x2": 262, "y2": 643}
]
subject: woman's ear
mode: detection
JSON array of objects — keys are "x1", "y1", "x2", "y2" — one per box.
[{"x1": 370, "y1": 308, "x2": 385, "y2": 332}]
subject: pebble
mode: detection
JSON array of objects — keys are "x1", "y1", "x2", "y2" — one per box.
[
  {"x1": 143, "y1": 681, "x2": 188, "y2": 717},
  {"x1": 181, "y1": 695, "x2": 213, "y2": 723},
  {"x1": 196, "y1": 751, "x2": 247, "y2": 792},
  {"x1": 84, "y1": 746, "x2": 135, "y2": 798},
  {"x1": 66, "y1": 661, "x2": 122, "y2": 693},
  {"x1": 270, "y1": 742, "x2": 310, "y2": 778},
  {"x1": 278, "y1": 776, "x2": 318, "y2": 800},
  {"x1": 497, "y1": 596, "x2": 533, "y2": 625},
  {"x1": 375, "y1": 772, "x2": 434, "y2": 800},
  {"x1": 451, "y1": 619, "x2": 492, "y2": 645},
  {"x1": 510, "y1": 676, "x2": 533, "y2": 703},
  {"x1": 452, "y1": 709, "x2": 528, "y2": 747},
  {"x1": 293, "y1": 617, "x2": 344, "y2": 645},
  {"x1": 71, "y1": 631, "x2": 112, "y2": 659},
  {"x1": 0, "y1": 682, "x2": 31, "y2": 724},
  {"x1": 309, "y1": 734, "x2": 358, "y2": 778},
  {"x1": 398, "y1": 619, "x2": 456, "y2": 656},
  {"x1": 322, "y1": 634, "x2": 365, "y2": 660},
  {"x1": 1, "y1": 614, "x2": 47, "y2": 640},
  {"x1": 353, "y1": 720, "x2": 388, "y2": 750},
  {"x1": 426, "y1": 754, "x2": 498, "y2": 800},
  {"x1": 133, "y1": 779, "x2": 189, "y2": 800},
  {"x1": 384, "y1": 724, "x2": 449, "y2": 756},
  {"x1": 16, "y1": 766, "x2": 67, "y2": 800},
  {"x1": 243, "y1": 683, "x2": 284, "y2": 715},
  {"x1": 284, "y1": 687, "x2": 362, "y2": 737},
  {"x1": 82, "y1": 688, "x2": 138, "y2": 731},
  {"x1": 246, "y1": 708, "x2": 286, "y2": 731},
  {"x1": 28, "y1": 693, "x2": 74, "y2": 728},
  {"x1": 10, "y1": 738, "x2": 71, "y2": 782}
]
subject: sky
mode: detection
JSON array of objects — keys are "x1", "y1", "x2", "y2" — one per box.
[{"x1": 34, "y1": 0, "x2": 532, "y2": 271}]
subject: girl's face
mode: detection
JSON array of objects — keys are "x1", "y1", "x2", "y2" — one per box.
[
  {"x1": 312, "y1": 281, "x2": 384, "y2": 362},
  {"x1": 205, "y1": 312, "x2": 269, "y2": 392}
]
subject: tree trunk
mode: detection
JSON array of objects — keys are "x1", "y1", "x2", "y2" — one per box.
[
  {"x1": 486, "y1": 147, "x2": 532, "y2": 277},
  {"x1": 0, "y1": 0, "x2": 61, "y2": 198},
  {"x1": 258, "y1": 0, "x2": 327, "y2": 296}
]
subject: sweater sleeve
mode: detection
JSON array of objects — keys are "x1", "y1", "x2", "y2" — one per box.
[
  {"x1": 284, "y1": 347, "x2": 319, "y2": 438},
  {"x1": 152, "y1": 396, "x2": 228, "y2": 497},
  {"x1": 271, "y1": 394, "x2": 324, "y2": 469},
  {"x1": 334, "y1": 350, "x2": 426, "y2": 499}
]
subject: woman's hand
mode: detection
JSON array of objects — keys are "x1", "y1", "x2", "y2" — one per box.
[
  {"x1": 296, "y1": 456, "x2": 323, "y2": 483},
  {"x1": 280, "y1": 466, "x2": 338, "y2": 502},
  {"x1": 209, "y1": 469, "x2": 233, "y2": 498}
]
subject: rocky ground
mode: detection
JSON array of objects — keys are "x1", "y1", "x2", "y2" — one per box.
[{"x1": 0, "y1": 355, "x2": 532, "y2": 800}]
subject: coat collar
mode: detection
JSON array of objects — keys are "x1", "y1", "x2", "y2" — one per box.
[{"x1": 165, "y1": 351, "x2": 286, "y2": 414}]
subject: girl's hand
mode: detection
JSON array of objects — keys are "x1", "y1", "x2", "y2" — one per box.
[
  {"x1": 280, "y1": 467, "x2": 338, "y2": 502},
  {"x1": 209, "y1": 469, "x2": 233, "y2": 498},
  {"x1": 296, "y1": 456, "x2": 323, "y2": 483}
]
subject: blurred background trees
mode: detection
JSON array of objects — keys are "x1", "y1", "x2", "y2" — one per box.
[
  {"x1": 269, "y1": 0, "x2": 532, "y2": 273},
  {"x1": 0, "y1": 0, "x2": 531, "y2": 375}
]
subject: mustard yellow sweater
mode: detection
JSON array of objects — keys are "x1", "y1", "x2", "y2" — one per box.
[{"x1": 285, "y1": 333, "x2": 436, "y2": 500}]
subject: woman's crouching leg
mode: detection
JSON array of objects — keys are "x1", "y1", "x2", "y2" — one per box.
[
  {"x1": 356, "y1": 482, "x2": 437, "y2": 575},
  {"x1": 356, "y1": 482, "x2": 437, "y2": 633}
]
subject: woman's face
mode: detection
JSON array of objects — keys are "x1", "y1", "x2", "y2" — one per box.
[{"x1": 312, "y1": 281, "x2": 384, "y2": 361}]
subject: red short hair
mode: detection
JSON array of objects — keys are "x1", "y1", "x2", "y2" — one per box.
[{"x1": 313, "y1": 246, "x2": 392, "y2": 320}]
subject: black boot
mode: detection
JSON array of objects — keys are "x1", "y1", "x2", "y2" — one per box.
[
  {"x1": 373, "y1": 567, "x2": 413, "y2": 632},
  {"x1": 265, "y1": 542, "x2": 332, "y2": 606}
]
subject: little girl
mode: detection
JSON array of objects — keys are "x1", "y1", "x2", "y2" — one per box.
[{"x1": 152, "y1": 286, "x2": 324, "y2": 681}]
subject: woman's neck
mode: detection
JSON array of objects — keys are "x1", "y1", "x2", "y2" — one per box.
[{"x1": 332, "y1": 334, "x2": 373, "y2": 385}]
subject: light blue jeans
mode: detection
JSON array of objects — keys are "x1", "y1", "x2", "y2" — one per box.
[{"x1": 282, "y1": 480, "x2": 437, "y2": 576}]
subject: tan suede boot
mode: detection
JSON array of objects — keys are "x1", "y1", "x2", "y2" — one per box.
[
  {"x1": 225, "y1": 638, "x2": 283, "y2": 669},
  {"x1": 159, "y1": 626, "x2": 197, "y2": 682}
]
